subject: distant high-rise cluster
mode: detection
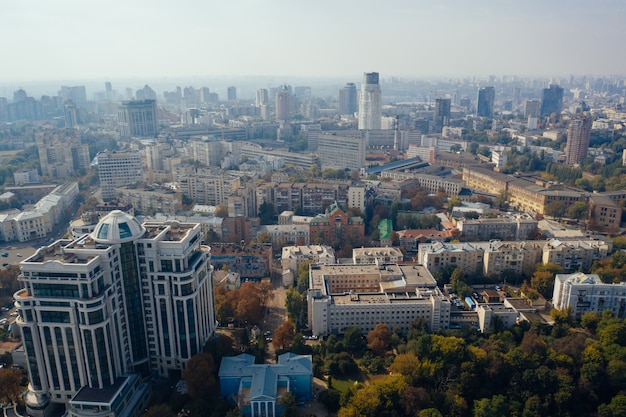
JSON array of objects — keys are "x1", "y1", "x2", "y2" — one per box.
[
  {"x1": 476, "y1": 86, "x2": 495, "y2": 118},
  {"x1": 358, "y1": 72, "x2": 382, "y2": 130},
  {"x1": 338, "y1": 83, "x2": 357, "y2": 116},
  {"x1": 564, "y1": 115, "x2": 592, "y2": 166}
]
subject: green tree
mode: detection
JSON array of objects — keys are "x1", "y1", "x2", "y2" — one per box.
[
  {"x1": 544, "y1": 201, "x2": 566, "y2": 219},
  {"x1": 285, "y1": 287, "x2": 306, "y2": 331},
  {"x1": 258, "y1": 202, "x2": 276, "y2": 225},
  {"x1": 567, "y1": 201, "x2": 589, "y2": 220},
  {"x1": 343, "y1": 326, "x2": 366, "y2": 354}
]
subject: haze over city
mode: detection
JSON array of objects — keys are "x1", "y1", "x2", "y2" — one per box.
[{"x1": 2, "y1": 0, "x2": 625, "y2": 85}]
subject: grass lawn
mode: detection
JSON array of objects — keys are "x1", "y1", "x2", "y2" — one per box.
[{"x1": 330, "y1": 368, "x2": 390, "y2": 393}]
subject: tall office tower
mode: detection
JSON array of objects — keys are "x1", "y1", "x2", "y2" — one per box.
[
  {"x1": 227, "y1": 86, "x2": 237, "y2": 101},
  {"x1": 105, "y1": 82, "x2": 113, "y2": 101},
  {"x1": 476, "y1": 87, "x2": 495, "y2": 118},
  {"x1": 135, "y1": 85, "x2": 157, "y2": 101},
  {"x1": 524, "y1": 99, "x2": 541, "y2": 118},
  {"x1": 564, "y1": 115, "x2": 592, "y2": 166},
  {"x1": 97, "y1": 150, "x2": 144, "y2": 201},
  {"x1": 358, "y1": 72, "x2": 382, "y2": 130},
  {"x1": 59, "y1": 86, "x2": 87, "y2": 104},
  {"x1": 338, "y1": 83, "x2": 357, "y2": 115},
  {"x1": 200, "y1": 87, "x2": 211, "y2": 104},
  {"x1": 117, "y1": 99, "x2": 158, "y2": 139},
  {"x1": 433, "y1": 98, "x2": 451, "y2": 131},
  {"x1": 275, "y1": 85, "x2": 292, "y2": 121},
  {"x1": 15, "y1": 211, "x2": 215, "y2": 417},
  {"x1": 256, "y1": 89, "x2": 269, "y2": 107},
  {"x1": 513, "y1": 87, "x2": 521, "y2": 105},
  {"x1": 540, "y1": 84, "x2": 564, "y2": 116}
]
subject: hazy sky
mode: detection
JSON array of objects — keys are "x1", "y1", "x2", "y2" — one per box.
[{"x1": 1, "y1": 0, "x2": 625, "y2": 82}]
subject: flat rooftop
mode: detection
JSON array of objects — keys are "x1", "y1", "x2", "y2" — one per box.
[{"x1": 72, "y1": 376, "x2": 128, "y2": 404}]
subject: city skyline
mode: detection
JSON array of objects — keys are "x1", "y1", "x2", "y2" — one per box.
[{"x1": 1, "y1": 0, "x2": 625, "y2": 83}]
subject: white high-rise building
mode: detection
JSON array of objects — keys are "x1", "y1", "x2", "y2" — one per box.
[
  {"x1": 15, "y1": 211, "x2": 216, "y2": 417},
  {"x1": 358, "y1": 72, "x2": 382, "y2": 130},
  {"x1": 97, "y1": 151, "x2": 143, "y2": 201}
]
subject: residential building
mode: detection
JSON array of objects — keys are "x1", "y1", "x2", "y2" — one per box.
[
  {"x1": 219, "y1": 353, "x2": 312, "y2": 417},
  {"x1": 358, "y1": 72, "x2": 382, "y2": 130},
  {"x1": 36, "y1": 129, "x2": 91, "y2": 179},
  {"x1": 256, "y1": 224, "x2": 310, "y2": 247},
  {"x1": 564, "y1": 115, "x2": 592, "y2": 166},
  {"x1": 275, "y1": 86, "x2": 292, "y2": 121},
  {"x1": 97, "y1": 151, "x2": 143, "y2": 201},
  {"x1": 553, "y1": 272, "x2": 626, "y2": 319},
  {"x1": 115, "y1": 185, "x2": 182, "y2": 216},
  {"x1": 178, "y1": 172, "x2": 242, "y2": 207},
  {"x1": 117, "y1": 100, "x2": 158, "y2": 138},
  {"x1": 524, "y1": 100, "x2": 540, "y2": 118},
  {"x1": 256, "y1": 180, "x2": 350, "y2": 216},
  {"x1": 210, "y1": 243, "x2": 271, "y2": 280},
  {"x1": 456, "y1": 216, "x2": 538, "y2": 241},
  {"x1": 281, "y1": 245, "x2": 335, "y2": 275},
  {"x1": 227, "y1": 86, "x2": 237, "y2": 101},
  {"x1": 542, "y1": 238, "x2": 611, "y2": 272},
  {"x1": 14, "y1": 211, "x2": 215, "y2": 417},
  {"x1": 307, "y1": 263, "x2": 451, "y2": 336},
  {"x1": 338, "y1": 83, "x2": 357, "y2": 115}
]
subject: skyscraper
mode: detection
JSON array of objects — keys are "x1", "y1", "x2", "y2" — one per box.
[
  {"x1": 524, "y1": 100, "x2": 541, "y2": 118},
  {"x1": 476, "y1": 87, "x2": 495, "y2": 118},
  {"x1": 256, "y1": 89, "x2": 269, "y2": 107},
  {"x1": 433, "y1": 98, "x2": 451, "y2": 131},
  {"x1": 117, "y1": 100, "x2": 158, "y2": 138},
  {"x1": 564, "y1": 115, "x2": 592, "y2": 166},
  {"x1": 275, "y1": 85, "x2": 292, "y2": 121},
  {"x1": 15, "y1": 211, "x2": 215, "y2": 417},
  {"x1": 338, "y1": 83, "x2": 357, "y2": 115},
  {"x1": 97, "y1": 150, "x2": 143, "y2": 201},
  {"x1": 227, "y1": 86, "x2": 237, "y2": 101},
  {"x1": 358, "y1": 72, "x2": 382, "y2": 130},
  {"x1": 540, "y1": 84, "x2": 564, "y2": 116}
]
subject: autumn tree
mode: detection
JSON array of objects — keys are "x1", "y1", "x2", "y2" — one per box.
[
  {"x1": 296, "y1": 260, "x2": 312, "y2": 293},
  {"x1": 367, "y1": 323, "x2": 392, "y2": 356},
  {"x1": 0, "y1": 265, "x2": 20, "y2": 299},
  {"x1": 273, "y1": 320, "x2": 296, "y2": 350},
  {"x1": 0, "y1": 368, "x2": 22, "y2": 404},
  {"x1": 214, "y1": 204, "x2": 229, "y2": 218},
  {"x1": 183, "y1": 352, "x2": 216, "y2": 399}
]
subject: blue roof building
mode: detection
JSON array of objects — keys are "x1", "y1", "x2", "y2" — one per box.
[{"x1": 219, "y1": 353, "x2": 313, "y2": 417}]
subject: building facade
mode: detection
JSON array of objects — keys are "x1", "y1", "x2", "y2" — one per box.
[
  {"x1": 358, "y1": 72, "x2": 382, "y2": 130},
  {"x1": 14, "y1": 211, "x2": 215, "y2": 417},
  {"x1": 307, "y1": 263, "x2": 451, "y2": 336},
  {"x1": 117, "y1": 100, "x2": 158, "y2": 138},
  {"x1": 338, "y1": 82, "x2": 357, "y2": 115},
  {"x1": 97, "y1": 151, "x2": 144, "y2": 201},
  {"x1": 476, "y1": 87, "x2": 495, "y2": 118},
  {"x1": 553, "y1": 272, "x2": 626, "y2": 319},
  {"x1": 564, "y1": 115, "x2": 592, "y2": 166},
  {"x1": 317, "y1": 132, "x2": 366, "y2": 171}
]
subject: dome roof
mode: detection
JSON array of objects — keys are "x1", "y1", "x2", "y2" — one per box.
[{"x1": 90, "y1": 210, "x2": 145, "y2": 244}]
